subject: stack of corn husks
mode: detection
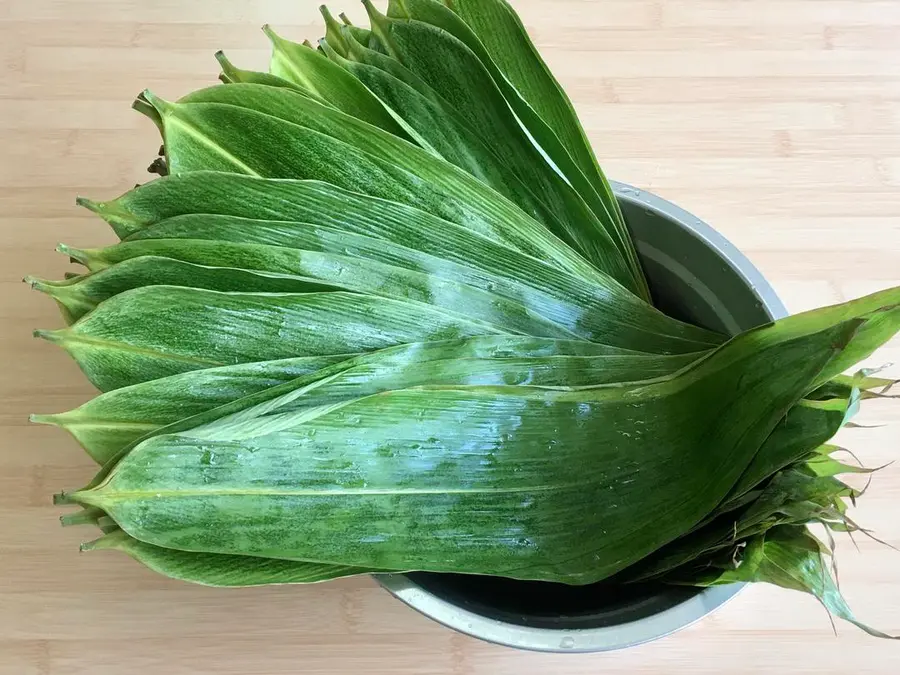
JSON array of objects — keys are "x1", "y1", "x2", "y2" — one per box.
[{"x1": 29, "y1": 0, "x2": 899, "y2": 636}]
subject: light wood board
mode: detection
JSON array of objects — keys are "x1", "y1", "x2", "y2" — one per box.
[{"x1": 1, "y1": 1, "x2": 899, "y2": 673}]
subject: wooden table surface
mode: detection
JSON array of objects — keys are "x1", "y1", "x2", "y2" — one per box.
[{"x1": 2, "y1": 1, "x2": 899, "y2": 672}]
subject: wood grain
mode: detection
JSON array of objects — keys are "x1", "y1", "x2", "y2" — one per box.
[{"x1": 1, "y1": 1, "x2": 898, "y2": 673}]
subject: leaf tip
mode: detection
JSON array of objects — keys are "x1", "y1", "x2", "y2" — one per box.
[
  {"x1": 75, "y1": 195, "x2": 103, "y2": 214},
  {"x1": 261, "y1": 23, "x2": 277, "y2": 41},
  {"x1": 33, "y1": 328, "x2": 63, "y2": 345},
  {"x1": 360, "y1": 0, "x2": 398, "y2": 57},
  {"x1": 30, "y1": 413, "x2": 56, "y2": 426},
  {"x1": 56, "y1": 243, "x2": 89, "y2": 266},
  {"x1": 25, "y1": 276, "x2": 69, "y2": 305},
  {"x1": 320, "y1": 5, "x2": 350, "y2": 54},
  {"x1": 140, "y1": 89, "x2": 172, "y2": 116},
  {"x1": 53, "y1": 491, "x2": 75, "y2": 506}
]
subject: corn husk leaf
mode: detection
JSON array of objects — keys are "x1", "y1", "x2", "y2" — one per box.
[
  {"x1": 143, "y1": 83, "x2": 634, "y2": 290},
  {"x1": 51, "y1": 242, "x2": 586, "y2": 341},
  {"x1": 63, "y1": 235, "x2": 717, "y2": 351},
  {"x1": 717, "y1": 397, "x2": 852, "y2": 511},
  {"x1": 214, "y1": 51, "x2": 305, "y2": 93},
  {"x1": 627, "y1": 456, "x2": 860, "y2": 582},
  {"x1": 39, "y1": 335, "x2": 689, "y2": 465},
  {"x1": 27, "y1": 256, "x2": 338, "y2": 324},
  {"x1": 24, "y1": 1, "x2": 898, "y2": 630},
  {"x1": 258, "y1": 25, "x2": 411, "y2": 140},
  {"x1": 121, "y1": 211, "x2": 719, "y2": 352},
  {"x1": 81, "y1": 172, "x2": 693, "y2": 347},
  {"x1": 322, "y1": 31, "x2": 576, "y2": 215},
  {"x1": 385, "y1": 0, "x2": 639, "y2": 281},
  {"x1": 71, "y1": 298, "x2": 893, "y2": 584},
  {"x1": 66, "y1": 335, "x2": 681, "y2": 500},
  {"x1": 35, "y1": 286, "x2": 501, "y2": 392},
  {"x1": 318, "y1": 8, "x2": 645, "y2": 296},
  {"x1": 32, "y1": 354, "x2": 355, "y2": 463}
]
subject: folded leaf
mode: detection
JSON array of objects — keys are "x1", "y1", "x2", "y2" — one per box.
[
  {"x1": 189, "y1": 350, "x2": 701, "y2": 442},
  {"x1": 74, "y1": 335, "x2": 672, "y2": 491},
  {"x1": 628, "y1": 457, "x2": 858, "y2": 582},
  {"x1": 322, "y1": 33, "x2": 565, "y2": 209},
  {"x1": 65, "y1": 337, "x2": 689, "y2": 466},
  {"x1": 720, "y1": 397, "x2": 850, "y2": 510},
  {"x1": 215, "y1": 51, "x2": 303, "y2": 92},
  {"x1": 27, "y1": 256, "x2": 338, "y2": 324},
  {"x1": 60, "y1": 239, "x2": 589, "y2": 341},
  {"x1": 82, "y1": 173, "x2": 686, "y2": 347},
  {"x1": 129, "y1": 213, "x2": 720, "y2": 352}
]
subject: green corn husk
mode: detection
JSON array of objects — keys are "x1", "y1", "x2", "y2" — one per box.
[
  {"x1": 76, "y1": 171, "x2": 721, "y2": 351},
  {"x1": 38, "y1": 336, "x2": 694, "y2": 465},
  {"x1": 36, "y1": 286, "x2": 503, "y2": 392},
  {"x1": 59, "y1": 431, "x2": 880, "y2": 591},
  {"x1": 320, "y1": 31, "x2": 603, "y2": 242},
  {"x1": 258, "y1": 25, "x2": 412, "y2": 140},
  {"x1": 622, "y1": 399, "x2": 853, "y2": 582},
  {"x1": 385, "y1": 0, "x2": 637, "y2": 277},
  {"x1": 57, "y1": 235, "x2": 717, "y2": 351},
  {"x1": 66, "y1": 437, "x2": 865, "y2": 591},
  {"x1": 317, "y1": 8, "x2": 645, "y2": 296},
  {"x1": 125, "y1": 218, "x2": 714, "y2": 351},
  {"x1": 69, "y1": 292, "x2": 900, "y2": 584},
  {"x1": 143, "y1": 83, "x2": 638, "y2": 291},
  {"x1": 27, "y1": 0, "x2": 900, "y2": 638},
  {"x1": 54, "y1": 242, "x2": 587, "y2": 341},
  {"x1": 79, "y1": 169, "x2": 689, "y2": 351},
  {"x1": 214, "y1": 51, "x2": 306, "y2": 94},
  {"x1": 27, "y1": 257, "x2": 339, "y2": 324},
  {"x1": 32, "y1": 353, "x2": 356, "y2": 463}
]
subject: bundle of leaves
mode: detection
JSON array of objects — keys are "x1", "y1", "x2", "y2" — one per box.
[{"x1": 29, "y1": 0, "x2": 899, "y2": 637}]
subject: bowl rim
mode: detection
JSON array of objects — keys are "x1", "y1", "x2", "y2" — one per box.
[{"x1": 376, "y1": 182, "x2": 788, "y2": 653}]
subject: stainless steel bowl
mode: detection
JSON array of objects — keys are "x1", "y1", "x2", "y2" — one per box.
[{"x1": 376, "y1": 183, "x2": 788, "y2": 652}]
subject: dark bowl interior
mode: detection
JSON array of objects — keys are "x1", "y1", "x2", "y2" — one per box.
[{"x1": 398, "y1": 194, "x2": 778, "y2": 630}]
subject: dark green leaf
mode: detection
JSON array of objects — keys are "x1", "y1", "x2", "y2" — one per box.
[
  {"x1": 73, "y1": 313, "x2": 870, "y2": 584},
  {"x1": 326, "y1": 9, "x2": 645, "y2": 295},
  {"x1": 385, "y1": 0, "x2": 640, "y2": 282},
  {"x1": 32, "y1": 354, "x2": 354, "y2": 463},
  {"x1": 145, "y1": 84, "x2": 631, "y2": 289},
  {"x1": 59, "y1": 239, "x2": 591, "y2": 341},
  {"x1": 261, "y1": 25, "x2": 411, "y2": 140},
  {"x1": 35, "y1": 286, "x2": 501, "y2": 391},
  {"x1": 68, "y1": 236, "x2": 716, "y2": 350}
]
